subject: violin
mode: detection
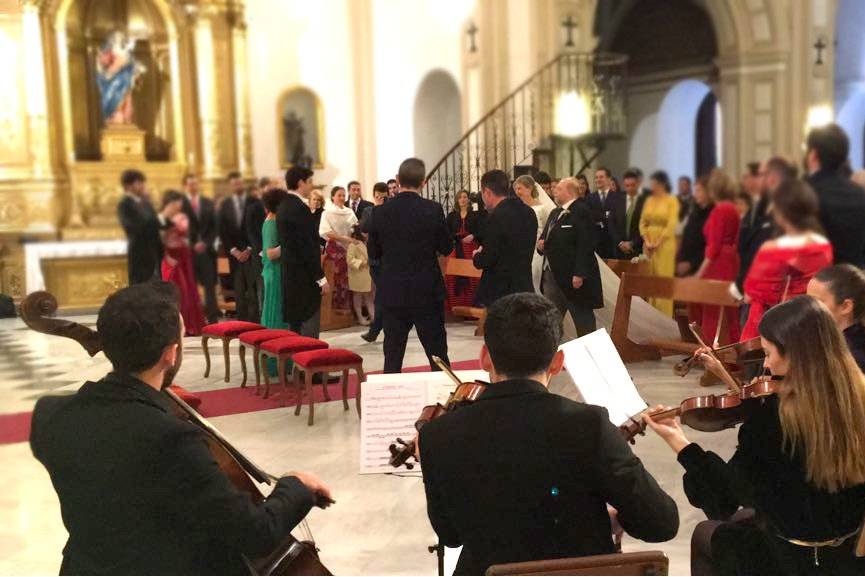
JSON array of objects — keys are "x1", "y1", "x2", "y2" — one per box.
[
  {"x1": 20, "y1": 291, "x2": 331, "y2": 576},
  {"x1": 673, "y1": 336, "x2": 764, "y2": 377},
  {"x1": 388, "y1": 356, "x2": 487, "y2": 470}
]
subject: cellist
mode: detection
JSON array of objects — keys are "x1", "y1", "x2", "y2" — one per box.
[
  {"x1": 30, "y1": 282, "x2": 333, "y2": 575},
  {"x1": 645, "y1": 296, "x2": 865, "y2": 574}
]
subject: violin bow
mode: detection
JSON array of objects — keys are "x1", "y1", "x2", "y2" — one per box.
[
  {"x1": 431, "y1": 355, "x2": 463, "y2": 388},
  {"x1": 688, "y1": 322, "x2": 741, "y2": 393}
]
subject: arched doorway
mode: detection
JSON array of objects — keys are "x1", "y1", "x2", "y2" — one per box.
[
  {"x1": 656, "y1": 80, "x2": 719, "y2": 181},
  {"x1": 413, "y1": 70, "x2": 461, "y2": 168},
  {"x1": 835, "y1": 0, "x2": 865, "y2": 170}
]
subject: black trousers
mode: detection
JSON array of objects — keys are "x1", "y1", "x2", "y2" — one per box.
[
  {"x1": 230, "y1": 256, "x2": 261, "y2": 323},
  {"x1": 382, "y1": 304, "x2": 449, "y2": 373},
  {"x1": 541, "y1": 268, "x2": 597, "y2": 337},
  {"x1": 193, "y1": 250, "x2": 219, "y2": 323},
  {"x1": 367, "y1": 264, "x2": 383, "y2": 337}
]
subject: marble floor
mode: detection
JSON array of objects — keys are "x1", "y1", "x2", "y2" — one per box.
[{"x1": 0, "y1": 314, "x2": 738, "y2": 576}]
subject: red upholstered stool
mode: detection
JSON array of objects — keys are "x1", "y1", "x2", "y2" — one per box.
[
  {"x1": 201, "y1": 321, "x2": 264, "y2": 382},
  {"x1": 259, "y1": 336, "x2": 329, "y2": 400},
  {"x1": 168, "y1": 385, "x2": 202, "y2": 410},
  {"x1": 291, "y1": 348, "x2": 365, "y2": 426},
  {"x1": 237, "y1": 329, "x2": 298, "y2": 391}
]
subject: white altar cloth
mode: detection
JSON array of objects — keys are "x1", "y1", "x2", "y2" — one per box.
[{"x1": 25, "y1": 240, "x2": 127, "y2": 293}]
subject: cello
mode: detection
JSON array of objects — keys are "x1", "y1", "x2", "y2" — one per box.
[{"x1": 20, "y1": 291, "x2": 331, "y2": 576}]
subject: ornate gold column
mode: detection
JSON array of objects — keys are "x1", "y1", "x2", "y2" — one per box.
[
  {"x1": 193, "y1": 4, "x2": 223, "y2": 181},
  {"x1": 231, "y1": 2, "x2": 254, "y2": 178}
]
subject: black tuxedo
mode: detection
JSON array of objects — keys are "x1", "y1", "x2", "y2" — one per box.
[
  {"x1": 420, "y1": 379, "x2": 679, "y2": 576},
  {"x1": 117, "y1": 194, "x2": 166, "y2": 284},
  {"x1": 736, "y1": 195, "x2": 772, "y2": 292},
  {"x1": 472, "y1": 196, "x2": 537, "y2": 306},
  {"x1": 609, "y1": 192, "x2": 646, "y2": 259},
  {"x1": 30, "y1": 372, "x2": 316, "y2": 575},
  {"x1": 277, "y1": 193, "x2": 324, "y2": 330},
  {"x1": 808, "y1": 169, "x2": 865, "y2": 267},
  {"x1": 185, "y1": 194, "x2": 219, "y2": 322},
  {"x1": 219, "y1": 193, "x2": 257, "y2": 321},
  {"x1": 367, "y1": 191, "x2": 453, "y2": 372},
  {"x1": 218, "y1": 194, "x2": 250, "y2": 254},
  {"x1": 587, "y1": 190, "x2": 621, "y2": 258},
  {"x1": 348, "y1": 197, "x2": 373, "y2": 219},
  {"x1": 242, "y1": 198, "x2": 266, "y2": 321}
]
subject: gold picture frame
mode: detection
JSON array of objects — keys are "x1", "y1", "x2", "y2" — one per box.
[{"x1": 277, "y1": 86, "x2": 325, "y2": 169}]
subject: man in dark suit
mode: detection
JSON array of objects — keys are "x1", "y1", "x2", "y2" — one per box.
[
  {"x1": 278, "y1": 166, "x2": 329, "y2": 337},
  {"x1": 419, "y1": 293, "x2": 679, "y2": 576},
  {"x1": 367, "y1": 158, "x2": 453, "y2": 373},
  {"x1": 347, "y1": 180, "x2": 373, "y2": 218},
  {"x1": 182, "y1": 173, "x2": 219, "y2": 323},
  {"x1": 243, "y1": 177, "x2": 270, "y2": 318},
  {"x1": 30, "y1": 282, "x2": 333, "y2": 575},
  {"x1": 538, "y1": 177, "x2": 603, "y2": 337},
  {"x1": 587, "y1": 167, "x2": 621, "y2": 259},
  {"x1": 610, "y1": 169, "x2": 646, "y2": 259},
  {"x1": 805, "y1": 124, "x2": 865, "y2": 268},
  {"x1": 360, "y1": 181, "x2": 388, "y2": 343},
  {"x1": 117, "y1": 169, "x2": 179, "y2": 285},
  {"x1": 472, "y1": 170, "x2": 537, "y2": 306},
  {"x1": 218, "y1": 171, "x2": 257, "y2": 321}
]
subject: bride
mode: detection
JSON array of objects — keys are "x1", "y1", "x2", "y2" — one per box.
[{"x1": 514, "y1": 174, "x2": 556, "y2": 293}]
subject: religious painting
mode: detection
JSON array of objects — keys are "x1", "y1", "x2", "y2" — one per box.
[
  {"x1": 95, "y1": 31, "x2": 146, "y2": 126},
  {"x1": 278, "y1": 87, "x2": 324, "y2": 169}
]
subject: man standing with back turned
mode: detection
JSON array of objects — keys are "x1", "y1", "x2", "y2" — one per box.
[{"x1": 367, "y1": 158, "x2": 453, "y2": 373}]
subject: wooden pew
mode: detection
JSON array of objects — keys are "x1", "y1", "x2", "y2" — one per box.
[
  {"x1": 320, "y1": 255, "x2": 354, "y2": 331},
  {"x1": 611, "y1": 273, "x2": 740, "y2": 363},
  {"x1": 216, "y1": 256, "x2": 236, "y2": 316},
  {"x1": 442, "y1": 257, "x2": 485, "y2": 336},
  {"x1": 604, "y1": 258, "x2": 651, "y2": 278},
  {"x1": 486, "y1": 550, "x2": 669, "y2": 576}
]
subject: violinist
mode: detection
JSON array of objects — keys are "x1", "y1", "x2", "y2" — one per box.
[
  {"x1": 807, "y1": 264, "x2": 865, "y2": 371},
  {"x1": 30, "y1": 282, "x2": 332, "y2": 575},
  {"x1": 419, "y1": 293, "x2": 679, "y2": 576},
  {"x1": 646, "y1": 296, "x2": 865, "y2": 575}
]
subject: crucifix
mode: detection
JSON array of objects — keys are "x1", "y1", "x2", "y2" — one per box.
[
  {"x1": 562, "y1": 15, "x2": 577, "y2": 48},
  {"x1": 466, "y1": 21, "x2": 478, "y2": 53},
  {"x1": 813, "y1": 36, "x2": 827, "y2": 65}
]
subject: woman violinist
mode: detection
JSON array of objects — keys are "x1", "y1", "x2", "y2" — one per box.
[
  {"x1": 646, "y1": 296, "x2": 865, "y2": 575},
  {"x1": 807, "y1": 264, "x2": 865, "y2": 372}
]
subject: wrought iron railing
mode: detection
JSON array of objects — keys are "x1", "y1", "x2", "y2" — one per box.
[{"x1": 423, "y1": 52, "x2": 627, "y2": 212}]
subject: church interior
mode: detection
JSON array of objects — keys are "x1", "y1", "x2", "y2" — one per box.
[{"x1": 3, "y1": 0, "x2": 865, "y2": 575}]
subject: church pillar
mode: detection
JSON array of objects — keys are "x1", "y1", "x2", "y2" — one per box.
[
  {"x1": 348, "y1": 0, "x2": 377, "y2": 191},
  {"x1": 230, "y1": 5, "x2": 254, "y2": 179},
  {"x1": 193, "y1": 6, "x2": 224, "y2": 182}
]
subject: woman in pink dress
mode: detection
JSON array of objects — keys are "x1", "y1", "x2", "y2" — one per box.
[{"x1": 160, "y1": 190, "x2": 206, "y2": 336}]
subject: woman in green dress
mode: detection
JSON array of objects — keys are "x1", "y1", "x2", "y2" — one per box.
[{"x1": 261, "y1": 188, "x2": 289, "y2": 329}]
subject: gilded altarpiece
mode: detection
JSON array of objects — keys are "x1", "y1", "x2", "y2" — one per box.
[{"x1": 0, "y1": 0, "x2": 254, "y2": 308}]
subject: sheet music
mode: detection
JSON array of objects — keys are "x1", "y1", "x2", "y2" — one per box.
[
  {"x1": 559, "y1": 329, "x2": 647, "y2": 426},
  {"x1": 359, "y1": 371, "x2": 488, "y2": 475}
]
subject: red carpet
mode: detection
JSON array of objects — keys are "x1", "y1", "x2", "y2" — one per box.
[{"x1": 0, "y1": 359, "x2": 482, "y2": 444}]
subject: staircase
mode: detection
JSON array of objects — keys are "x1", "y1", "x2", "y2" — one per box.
[{"x1": 423, "y1": 52, "x2": 627, "y2": 212}]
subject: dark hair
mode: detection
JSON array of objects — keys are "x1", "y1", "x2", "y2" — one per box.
[
  {"x1": 347, "y1": 180, "x2": 361, "y2": 190},
  {"x1": 806, "y1": 124, "x2": 850, "y2": 172},
  {"x1": 814, "y1": 265, "x2": 865, "y2": 321},
  {"x1": 285, "y1": 166, "x2": 314, "y2": 190},
  {"x1": 535, "y1": 171, "x2": 552, "y2": 185},
  {"x1": 773, "y1": 179, "x2": 821, "y2": 233},
  {"x1": 97, "y1": 282, "x2": 180, "y2": 374},
  {"x1": 650, "y1": 170, "x2": 671, "y2": 192},
  {"x1": 262, "y1": 187, "x2": 288, "y2": 213},
  {"x1": 397, "y1": 158, "x2": 426, "y2": 189},
  {"x1": 120, "y1": 169, "x2": 145, "y2": 188},
  {"x1": 160, "y1": 189, "x2": 184, "y2": 210},
  {"x1": 258, "y1": 176, "x2": 272, "y2": 189},
  {"x1": 622, "y1": 169, "x2": 640, "y2": 181},
  {"x1": 480, "y1": 169, "x2": 510, "y2": 197},
  {"x1": 330, "y1": 185, "x2": 345, "y2": 199},
  {"x1": 766, "y1": 156, "x2": 797, "y2": 180},
  {"x1": 182, "y1": 173, "x2": 197, "y2": 185},
  {"x1": 226, "y1": 171, "x2": 242, "y2": 181},
  {"x1": 372, "y1": 181, "x2": 388, "y2": 194},
  {"x1": 628, "y1": 167, "x2": 644, "y2": 179},
  {"x1": 746, "y1": 162, "x2": 760, "y2": 177},
  {"x1": 575, "y1": 174, "x2": 590, "y2": 191},
  {"x1": 484, "y1": 293, "x2": 562, "y2": 378},
  {"x1": 451, "y1": 189, "x2": 473, "y2": 214},
  {"x1": 595, "y1": 166, "x2": 612, "y2": 178},
  {"x1": 387, "y1": 178, "x2": 397, "y2": 185},
  {"x1": 678, "y1": 175, "x2": 692, "y2": 185},
  {"x1": 351, "y1": 224, "x2": 364, "y2": 241}
]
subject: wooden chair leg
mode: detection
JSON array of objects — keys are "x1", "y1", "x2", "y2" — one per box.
[
  {"x1": 341, "y1": 369, "x2": 349, "y2": 411},
  {"x1": 262, "y1": 352, "x2": 272, "y2": 398},
  {"x1": 202, "y1": 336, "x2": 211, "y2": 378},
  {"x1": 277, "y1": 354, "x2": 288, "y2": 405},
  {"x1": 294, "y1": 365, "x2": 303, "y2": 416},
  {"x1": 253, "y1": 349, "x2": 262, "y2": 394},
  {"x1": 355, "y1": 367, "x2": 365, "y2": 418},
  {"x1": 322, "y1": 372, "x2": 332, "y2": 402},
  {"x1": 221, "y1": 337, "x2": 231, "y2": 383},
  {"x1": 306, "y1": 369, "x2": 315, "y2": 426},
  {"x1": 239, "y1": 344, "x2": 248, "y2": 388}
]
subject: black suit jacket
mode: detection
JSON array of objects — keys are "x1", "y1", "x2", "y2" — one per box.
[
  {"x1": 539, "y1": 199, "x2": 603, "y2": 309},
  {"x1": 808, "y1": 169, "x2": 865, "y2": 267},
  {"x1": 117, "y1": 194, "x2": 166, "y2": 284},
  {"x1": 609, "y1": 192, "x2": 646, "y2": 258},
  {"x1": 349, "y1": 198, "x2": 373, "y2": 219},
  {"x1": 30, "y1": 373, "x2": 315, "y2": 575},
  {"x1": 736, "y1": 195, "x2": 773, "y2": 292},
  {"x1": 587, "y1": 190, "x2": 621, "y2": 258},
  {"x1": 244, "y1": 198, "x2": 266, "y2": 257},
  {"x1": 472, "y1": 196, "x2": 537, "y2": 306},
  {"x1": 420, "y1": 379, "x2": 679, "y2": 576},
  {"x1": 184, "y1": 195, "x2": 218, "y2": 254},
  {"x1": 367, "y1": 191, "x2": 453, "y2": 308},
  {"x1": 218, "y1": 194, "x2": 250, "y2": 254},
  {"x1": 277, "y1": 193, "x2": 324, "y2": 323},
  {"x1": 677, "y1": 204, "x2": 713, "y2": 275}
]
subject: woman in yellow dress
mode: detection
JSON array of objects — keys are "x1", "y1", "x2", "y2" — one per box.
[{"x1": 639, "y1": 170, "x2": 680, "y2": 316}]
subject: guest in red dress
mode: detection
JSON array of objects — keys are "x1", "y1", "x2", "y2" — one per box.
[
  {"x1": 691, "y1": 171, "x2": 741, "y2": 345},
  {"x1": 160, "y1": 190, "x2": 206, "y2": 336},
  {"x1": 737, "y1": 180, "x2": 833, "y2": 341},
  {"x1": 445, "y1": 190, "x2": 482, "y2": 312}
]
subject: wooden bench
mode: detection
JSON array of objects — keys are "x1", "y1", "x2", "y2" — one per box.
[
  {"x1": 216, "y1": 256, "x2": 236, "y2": 316},
  {"x1": 443, "y1": 257, "x2": 485, "y2": 336},
  {"x1": 486, "y1": 550, "x2": 669, "y2": 576},
  {"x1": 611, "y1": 273, "x2": 740, "y2": 364},
  {"x1": 604, "y1": 258, "x2": 651, "y2": 278},
  {"x1": 320, "y1": 255, "x2": 354, "y2": 331}
]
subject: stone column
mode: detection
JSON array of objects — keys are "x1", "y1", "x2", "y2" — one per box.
[
  {"x1": 193, "y1": 6, "x2": 223, "y2": 181},
  {"x1": 231, "y1": 5, "x2": 254, "y2": 178}
]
